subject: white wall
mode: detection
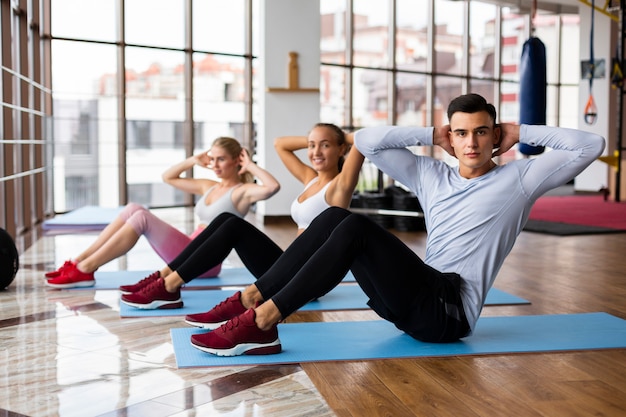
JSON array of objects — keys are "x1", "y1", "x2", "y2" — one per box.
[
  {"x1": 575, "y1": 6, "x2": 612, "y2": 192},
  {"x1": 256, "y1": 0, "x2": 321, "y2": 217}
]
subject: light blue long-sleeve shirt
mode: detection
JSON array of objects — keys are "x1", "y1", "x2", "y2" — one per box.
[{"x1": 355, "y1": 124, "x2": 605, "y2": 332}]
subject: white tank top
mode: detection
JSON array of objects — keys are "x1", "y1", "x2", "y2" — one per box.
[
  {"x1": 290, "y1": 178, "x2": 331, "y2": 229},
  {"x1": 194, "y1": 184, "x2": 245, "y2": 224}
]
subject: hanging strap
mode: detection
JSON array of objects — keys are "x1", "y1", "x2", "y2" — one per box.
[{"x1": 589, "y1": 0, "x2": 595, "y2": 92}]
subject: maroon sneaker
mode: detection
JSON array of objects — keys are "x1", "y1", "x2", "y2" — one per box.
[
  {"x1": 184, "y1": 291, "x2": 247, "y2": 329},
  {"x1": 45, "y1": 260, "x2": 76, "y2": 279},
  {"x1": 190, "y1": 308, "x2": 281, "y2": 356},
  {"x1": 119, "y1": 271, "x2": 160, "y2": 295},
  {"x1": 46, "y1": 264, "x2": 95, "y2": 289},
  {"x1": 120, "y1": 278, "x2": 183, "y2": 309}
]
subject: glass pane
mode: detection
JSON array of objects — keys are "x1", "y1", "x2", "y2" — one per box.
[
  {"x1": 125, "y1": 0, "x2": 185, "y2": 49},
  {"x1": 499, "y1": 78, "x2": 521, "y2": 163},
  {"x1": 501, "y1": 11, "x2": 527, "y2": 84},
  {"x1": 560, "y1": 15, "x2": 580, "y2": 85},
  {"x1": 52, "y1": 41, "x2": 118, "y2": 99},
  {"x1": 533, "y1": 13, "x2": 559, "y2": 84},
  {"x1": 252, "y1": 57, "x2": 260, "y2": 142},
  {"x1": 434, "y1": 0, "x2": 465, "y2": 75},
  {"x1": 51, "y1": 40, "x2": 119, "y2": 211},
  {"x1": 192, "y1": 53, "x2": 248, "y2": 150},
  {"x1": 125, "y1": 47, "x2": 186, "y2": 206},
  {"x1": 353, "y1": 0, "x2": 390, "y2": 68},
  {"x1": 353, "y1": 68, "x2": 389, "y2": 126},
  {"x1": 252, "y1": 0, "x2": 260, "y2": 57},
  {"x1": 434, "y1": 76, "x2": 462, "y2": 163},
  {"x1": 559, "y1": 85, "x2": 580, "y2": 128},
  {"x1": 499, "y1": 80, "x2": 519, "y2": 124},
  {"x1": 320, "y1": 65, "x2": 346, "y2": 127},
  {"x1": 547, "y1": 84, "x2": 559, "y2": 126},
  {"x1": 469, "y1": 79, "x2": 496, "y2": 105},
  {"x1": 51, "y1": 0, "x2": 117, "y2": 42},
  {"x1": 193, "y1": 0, "x2": 246, "y2": 54},
  {"x1": 395, "y1": 0, "x2": 428, "y2": 66},
  {"x1": 321, "y1": 0, "x2": 348, "y2": 64},
  {"x1": 396, "y1": 72, "x2": 427, "y2": 127},
  {"x1": 469, "y1": 1, "x2": 497, "y2": 78},
  {"x1": 125, "y1": 47, "x2": 186, "y2": 99}
]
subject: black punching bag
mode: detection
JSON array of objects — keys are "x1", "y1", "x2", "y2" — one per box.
[
  {"x1": 518, "y1": 37, "x2": 546, "y2": 156},
  {"x1": 0, "y1": 228, "x2": 19, "y2": 289}
]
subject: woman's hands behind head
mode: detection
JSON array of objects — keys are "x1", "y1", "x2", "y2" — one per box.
[{"x1": 193, "y1": 151, "x2": 214, "y2": 169}]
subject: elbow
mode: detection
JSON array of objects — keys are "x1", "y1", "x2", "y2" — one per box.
[
  {"x1": 353, "y1": 133, "x2": 366, "y2": 154},
  {"x1": 353, "y1": 129, "x2": 378, "y2": 157},
  {"x1": 594, "y1": 136, "x2": 607, "y2": 158},
  {"x1": 273, "y1": 137, "x2": 284, "y2": 151},
  {"x1": 268, "y1": 183, "x2": 281, "y2": 197}
]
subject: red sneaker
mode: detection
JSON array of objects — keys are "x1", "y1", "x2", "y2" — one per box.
[
  {"x1": 46, "y1": 264, "x2": 95, "y2": 289},
  {"x1": 190, "y1": 308, "x2": 281, "y2": 356},
  {"x1": 45, "y1": 260, "x2": 76, "y2": 279},
  {"x1": 184, "y1": 291, "x2": 247, "y2": 329},
  {"x1": 120, "y1": 278, "x2": 182, "y2": 309},
  {"x1": 119, "y1": 271, "x2": 160, "y2": 294}
]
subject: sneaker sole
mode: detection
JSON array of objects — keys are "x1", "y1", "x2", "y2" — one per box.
[
  {"x1": 120, "y1": 299, "x2": 183, "y2": 310},
  {"x1": 184, "y1": 319, "x2": 226, "y2": 330},
  {"x1": 45, "y1": 280, "x2": 95, "y2": 289},
  {"x1": 191, "y1": 339, "x2": 282, "y2": 356}
]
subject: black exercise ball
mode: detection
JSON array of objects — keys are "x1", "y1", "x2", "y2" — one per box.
[{"x1": 0, "y1": 228, "x2": 19, "y2": 289}]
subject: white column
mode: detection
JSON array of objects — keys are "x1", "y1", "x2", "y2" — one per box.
[
  {"x1": 255, "y1": 0, "x2": 321, "y2": 218},
  {"x1": 575, "y1": 5, "x2": 613, "y2": 192}
]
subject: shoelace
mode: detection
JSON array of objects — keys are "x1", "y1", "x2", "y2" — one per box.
[
  {"x1": 220, "y1": 314, "x2": 243, "y2": 332},
  {"x1": 138, "y1": 278, "x2": 163, "y2": 296},
  {"x1": 213, "y1": 294, "x2": 238, "y2": 314},
  {"x1": 134, "y1": 272, "x2": 159, "y2": 287},
  {"x1": 55, "y1": 260, "x2": 73, "y2": 274}
]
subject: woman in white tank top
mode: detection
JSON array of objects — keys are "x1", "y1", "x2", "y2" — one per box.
[
  {"x1": 46, "y1": 137, "x2": 280, "y2": 289},
  {"x1": 120, "y1": 123, "x2": 365, "y2": 310}
]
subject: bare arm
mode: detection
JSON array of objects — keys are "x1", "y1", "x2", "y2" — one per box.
[
  {"x1": 237, "y1": 149, "x2": 281, "y2": 204},
  {"x1": 162, "y1": 152, "x2": 216, "y2": 195},
  {"x1": 326, "y1": 132, "x2": 365, "y2": 208},
  {"x1": 274, "y1": 135, "x2": 317, "y2": 185}
]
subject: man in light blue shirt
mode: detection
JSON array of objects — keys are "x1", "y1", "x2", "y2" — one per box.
[{"x1": 189, "y1": 93, "x2": 606, "y2": 356}]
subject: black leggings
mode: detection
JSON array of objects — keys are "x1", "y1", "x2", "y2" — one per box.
[
  {"x1": 168, "y1": 213, "x2": 284, "y2": 283},
  {"x1": 255, "y1": 207, "x2": 470, "y2": 343}
]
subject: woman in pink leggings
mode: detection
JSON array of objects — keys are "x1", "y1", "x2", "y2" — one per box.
[{"x1": 45, "y1": 137, "x2": 280, "y2": 289}]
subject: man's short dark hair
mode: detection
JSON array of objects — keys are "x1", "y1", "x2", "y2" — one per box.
[{"x1": 447, "y1": 93, "x2": 497, "y2": 124}]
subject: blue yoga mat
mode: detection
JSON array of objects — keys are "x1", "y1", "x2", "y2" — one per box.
[
  {"x1": 90, "y1": 270, "x2": 529, "y2": 308},
  {"x1": 89, "y1": 268, "x2": 356, "y2": 291},
  {"x1": 120, "y1": 284, "x2": 369, "y2": 317},
  {"x1": 119, "y1": 285, "x2": 528, "y2": 318},
  {"x1": 93, "y1": 268, "x2": 261, "y2": 290},
  {"x1": 170, "y1": 312, "x2": 626, "y2": 367},
  {"x1": 42, "y1": 206, "x2": 124, "y2": 231}
]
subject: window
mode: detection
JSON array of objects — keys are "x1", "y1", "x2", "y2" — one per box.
[{"x1": 49, "y1": 0, "x2": 256, "y2": 210}]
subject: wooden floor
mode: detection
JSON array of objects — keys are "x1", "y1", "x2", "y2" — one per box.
[
  {"x1": 300, "y1": 229, "x2": 626, "y2": 416},
  {"x1": 267, "y1": 216, "x2": 626, "y2": 416},
  {"x1": 3, "y1": 207, "x2": 626, "y2": 416}
]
